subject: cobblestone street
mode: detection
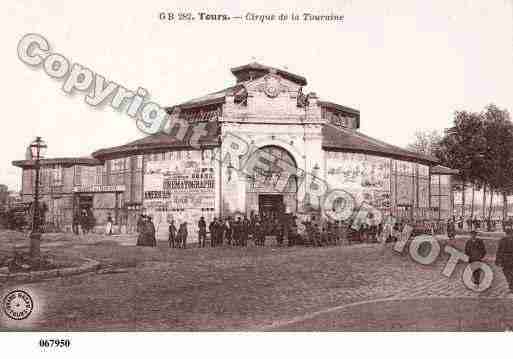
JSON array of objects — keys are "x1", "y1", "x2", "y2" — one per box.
[{"x1": 1, "y1": 232, "x2": 512, "y2": 331}]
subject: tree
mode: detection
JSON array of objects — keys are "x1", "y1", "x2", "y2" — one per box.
[
  {"x1": 407, "y1": 129, "x2": 443, "y2": 157},
  {"x1": 435, "y1": 110, "x2": 487, "y2": 219},
  {"x1": 435, "y1": 104, "x2": 513, "y2": 222},
  {"x1": 480, "y1": 104, "x2": 513, "y2": 220}
]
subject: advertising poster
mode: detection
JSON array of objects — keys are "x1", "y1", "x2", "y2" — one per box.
[
  {"x1": 326, "y1": 152, "x2": 392, "y2": 211},
  {"x1": 143, "y1": 150, "x2": 217, "y2": 242}
]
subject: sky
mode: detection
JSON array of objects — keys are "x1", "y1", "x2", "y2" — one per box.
[{"x1": 1, "y1": 0, "x2": 512, "y2": 190}]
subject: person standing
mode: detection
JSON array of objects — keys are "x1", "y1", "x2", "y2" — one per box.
[
  {"x1": 313, "y1": 224, "x2": 322, "y2": 246},
  {"x1": 136, "y1": 214, "x2": 145, "y2": 234},
  {"x1": 146, "y1": 216, "x2": 157, "y2": 247},
  {"x1": 178, "y1": 222, "x2": 188, "y2": 249},
  {"x1": 447, "y1": 219, "x2": 456, "y2": 240},
  {"x1": 224, "y1": 217, "x2": 232, "y2": 245},
  {"x1": 209, "y1": 218, "x2": 217, "y2": 247},
  {"x1": 233, "y1": 217, "x2": 242, "y2": 246},
  {"x1": 503, "y1": 217, "x2": 513, "y2": 233},
  {"x1": 465, "y1": 230, "x2": 486, "y2": 285},
  {"x1": 474, "y1": 217, "x2": 481, "y2": 230},
  {"x1": 275, "y1": 218, "x2": 284, "y2": 246},
  {"x1": 217, "y1": 218, "x2": 225, "y2": 246},
  {"x1": 496, "y1": 223, "x2": 513, "y2": 298},
  {"x1": 288, "y1": 216, "x2": 298, "y2": 247},
  {"x1": 253, "y1": 220, "x2": 261, "y2": 246},
  {"x1": 458, "y1": 216, "x2": 464, "y2": 230},
  {"x1": 136, "y1": 215, "x2": 146, "y2": 246},
  {"x1": 80, "y1": 209, "x2": 89, "y2": 235},
  {"x1": 106, "y1": 213, "x2": 113, "y2": 235},
  {"x1": 72, "y1": 211, "x2": 80, "y2": 235},
  {"x1": 168, "y1": 219, "x2": 177, "y2": 248},
  {"x1": 242, "y1": 215, "x2": 250, "y2": 247},
  {"x1": 198, "y1": 216, "x2": 207, "y2": 248}
]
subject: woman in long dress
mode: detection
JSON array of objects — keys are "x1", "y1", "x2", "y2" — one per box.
[
  {"x1": 105, "y1": 213, "x2": 113, "y2": 235},
  {"x1": 146, "y1": 216, "x2": 156, "y2": 247},
  {"x1": 136, "y1": 215, "x2": 146, "y2": 246}
]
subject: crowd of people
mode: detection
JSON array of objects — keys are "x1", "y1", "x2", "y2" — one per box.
[
  {"x1": 193, "y1": 214, "x2": 288, "y2": 248},
  {"x1": 165, "y1": 212, "x2": 422, "y2": 249},
  {"x1": 457, "y1": 216, "x2": 502, "y2": 232},
  {"x1": 72, "y1": 208, "x2": 96, "y2": 235}
]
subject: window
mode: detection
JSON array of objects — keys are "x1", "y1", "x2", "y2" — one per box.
[
  {"x1": 430, "y1": 174, "x2": 452, "y2": 219},
  {"x1": 52, "y1": 166, "x2": 63, "y2": 186},
  {"x1": 135, "y1": 155, "x2": 143, "y2": 170},
  {"x1": 74, "y1": 166, "x2": 81, "y2": 186},
  {"x1": 96, "y1": 166, "x2": 103, "y2": 185},
  {"x1": 110, "y1": 158, "x2": 126, "y2": 186}
]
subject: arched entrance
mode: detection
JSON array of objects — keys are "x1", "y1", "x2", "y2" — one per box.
[{"x1": 245, "y1": 145, "x2": 298, "y2": 218}]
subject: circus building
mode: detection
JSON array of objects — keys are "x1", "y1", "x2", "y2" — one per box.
[{"x1": 13, "y1": 63, "x2": 457, "y2": 240}]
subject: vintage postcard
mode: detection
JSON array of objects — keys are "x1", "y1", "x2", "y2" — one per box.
[{"x1": 0, "y1": 0, "x2": 512, "y2": 356}]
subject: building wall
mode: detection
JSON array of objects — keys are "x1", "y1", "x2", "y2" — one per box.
[
  {"x1": 325, "y1": 151, "x2": 449, "y2": 221},
  {"x1": 20, "y1": 162, "x2": 133, "y2": 232},
  {"x1": 220, "y1": 71, "x2": 325, "y2": 220}
]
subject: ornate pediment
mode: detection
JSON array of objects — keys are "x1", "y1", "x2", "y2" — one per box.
[{"x1": 247, "y1": 73, "x2": 298, "y2": 96}]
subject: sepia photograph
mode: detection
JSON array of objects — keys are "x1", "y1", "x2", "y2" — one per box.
[{"x1": 0, "y1": 0, "x2": 512, "y2": 356}]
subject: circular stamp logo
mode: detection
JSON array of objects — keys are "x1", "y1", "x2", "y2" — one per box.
[{"x1": 2, "y1": 290, "x2": 34, "y2": 320}]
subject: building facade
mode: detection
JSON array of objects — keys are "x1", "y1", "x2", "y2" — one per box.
[{"x1": 13, "y1": 63, "x2": 456, "y2": 240}]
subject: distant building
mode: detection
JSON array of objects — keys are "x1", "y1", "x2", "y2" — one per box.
[
  {"x1": 0, "y1": 184, "x2": 8, "y2": 210},
  {"x1": 12, "y1": 63, "x2": 457, "y2": 239},
  {"x1": 6, "y1": 190, "x2": 22, "y2": 208}
]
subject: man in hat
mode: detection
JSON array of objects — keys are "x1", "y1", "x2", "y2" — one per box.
[
  {"x1": 233, "y1": 217, "x2": 242, "y2": 246},
  {"x1": 496, "y1": 221, "x2": 513, "y2": 298},
  {"x1": 464, "y1": 230, "x2": 486, "y2": 285},
  {"x1": 447, "y1": 218, "x2": 456, "y2": 240},
  {"x1": 168, "y1": 219, "x2": 177, "y2": 248},
  {"x1": 106, "y1": 212, "x2": 113, "y2": 235},
  {"x1": 178, "y1": 222, "x2": 188, "y2": 249},
  {"x1": 146, "y1": 216, "x2": 157, "y2": 247},
  {"x1": 198, "y1": 216, "x2": 207, "y2": 248},
  {"x1": 72, "y1": 211, "x2": 80, "y2": 235},
  {"x1": 209, "y1": 218, "x2": 218, "y2": 247},
  {"x1": 242, "y1": 215, "x2": 250, "y2": 247},
  {"x1": 137, "y1": 214, "x2": 145, "y2": 234}
]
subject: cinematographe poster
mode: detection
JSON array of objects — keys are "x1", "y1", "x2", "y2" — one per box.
[
  {"x1": 326, "y1": 152, "x2": 392, "y2": 211},
  {"x1": 143, "y1": 150, "x2": 217, "y2": 241}
]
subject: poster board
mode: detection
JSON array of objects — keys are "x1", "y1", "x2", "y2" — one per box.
[{"x1": 143, "y1": 150, "x2": 217, "y2": 242}]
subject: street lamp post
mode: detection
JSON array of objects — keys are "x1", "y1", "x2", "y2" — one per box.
[{"x1": 29, "y1": 136, "x2": 47, "y2": 262}]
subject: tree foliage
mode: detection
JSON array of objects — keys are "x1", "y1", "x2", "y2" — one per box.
[
  {"x1": 435, "y1": 110, "x2": 487, "y2": 188},
  {"x1": 434, "y1": 104, "x2": 513, "y2": 208},
  {"x1": 481, "y1": 104, "x2": 513, "y2": 193},
  {"x1": 406, "y1": 129, "x2": 442, "y2": 157}
]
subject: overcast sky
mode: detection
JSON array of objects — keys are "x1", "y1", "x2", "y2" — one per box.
[{"x1": 2, "y1": 0, "x2": 512, "y2": 190}]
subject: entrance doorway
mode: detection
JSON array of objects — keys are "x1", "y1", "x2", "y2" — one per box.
[
  {"x1": 259, "y1": 194, "x2": 284, "y2": 219},
  {"x1": 78, "y1": 195, "x2": 93, "y2": 212},
  {"x1": 245, "y1": 145, "x2": 299, "y2": 216}
]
